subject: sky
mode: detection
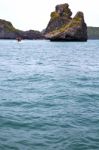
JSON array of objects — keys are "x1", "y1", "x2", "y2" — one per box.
[{"x1": 0, "y1": 0, "x2": 98, "y2": 31}]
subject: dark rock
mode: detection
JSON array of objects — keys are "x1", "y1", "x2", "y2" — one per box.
[
  {"x1": 0, "y1": 19, "x2": 44, "y2": 39},
  {"x1": 45, "y1": 4, "x2": 72, "y2": 34},
  {"x1": 44, "y1": 3, "x2": 87, "y2": 41},
  {"x1": 17, "y1": 30, "x2": 44, "y2": 40},
  {"x1": 0, "y1": 19, "x2": 17, "y2": 39}
]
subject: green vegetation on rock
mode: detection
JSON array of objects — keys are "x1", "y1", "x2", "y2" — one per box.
[
  {"x1": 51, "y1": 12, "x2": 59, "y2": 20},
  {"x1": 0, "y1": 19, "x2": 44, "y2": 39},
  {"x1": 45, "y1": 3, "x2": 87, "y2": 41},
  {"x1": 46, "y1": 13, "x2": 83, "y2": 37},
  {"x1": 0, "y1": 19, "x2": 16, "y2": 32}
]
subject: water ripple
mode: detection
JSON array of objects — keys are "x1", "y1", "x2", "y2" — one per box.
[{"x1": 0, "y1": 40, "x2": 99, "y2": 150}]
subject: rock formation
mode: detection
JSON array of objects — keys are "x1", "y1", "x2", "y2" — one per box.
[
  {"x1": 0, "y1": 19, "x2": 44, "y2": 39},
  {"x1": 16, "y1": 30, "x2": 44, "y2": 40},
  {"x1": 44, "y1": 3, "x2": 87, "y2": 41}
]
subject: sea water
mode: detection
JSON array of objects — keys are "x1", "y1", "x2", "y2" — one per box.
[{"x1": 0, "y1": 40, "x2": 99, "y2": 150}]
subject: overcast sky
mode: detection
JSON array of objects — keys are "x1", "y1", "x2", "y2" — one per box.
[{"x1": 0, "y1": 0, "x2": 98, "y2": 31}]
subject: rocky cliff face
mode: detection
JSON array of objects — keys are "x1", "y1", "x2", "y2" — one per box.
[
  {"x1": 45, "y1": 3, "x2": 87, "y2": 41},
  {"x1": 0, "y1": 19, "x2": 44, "y2": 39},
  {"x1": 0, "y1": 19, "x2": 17, "y2": 39}
]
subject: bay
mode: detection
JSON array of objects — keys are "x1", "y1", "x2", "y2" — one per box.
[{"x1": 0, "y1": 40, "x2": 99, "y2": 150}]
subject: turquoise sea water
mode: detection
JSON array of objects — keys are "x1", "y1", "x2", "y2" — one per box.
[{"x1": 0, "y1": 40, "x2": 99, "y2": 150}]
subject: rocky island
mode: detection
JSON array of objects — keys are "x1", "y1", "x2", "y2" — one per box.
[
  {"x1": 44, "y1": 3, "x2": 87, "y2": 41},
  {"x1": 1, "y1": 3, "x2": 98, "y2": 41},
  {"x1": 0, "y1": 19, "x2": 44, "y2": 39}
]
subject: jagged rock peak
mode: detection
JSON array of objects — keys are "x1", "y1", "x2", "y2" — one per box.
[
  {"x1": 45, "y1": 3, "x2": 72, "y2": 34},
  {"x1": 73, "y1": 11, "x2": 84, "y2": 21},
  {"x1": 45, "y1": 3, "x2": 87, "y2": 41},
  {"x1": 50, "y1": 3, "x2": 72, "y2": 20},
  {"x1": 55, "y1": 3, "x2": 72, "y2": 18}
]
